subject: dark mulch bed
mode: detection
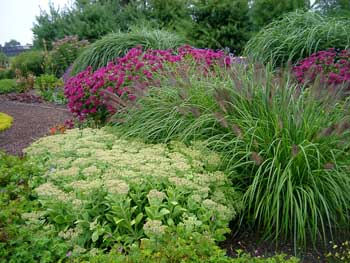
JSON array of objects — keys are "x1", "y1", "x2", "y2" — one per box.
[
  {"x1": 0, "y1": 96, "x2": 71, "y2": 155},
  {"x1": 221, "y1": 221, "x2": 350, "y2": 263}
]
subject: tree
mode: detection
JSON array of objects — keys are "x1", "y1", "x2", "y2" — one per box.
[
  {"x1": 32, "y1": 0, "x2": 144, "y2": 49},
  {"x1": 32, "y1": 5, "x2": 70, "y2": 49},
  {"x1": 250, "y1": 0, "x2": 310, "y2": 30},
  {"x1": 189, "y1": 0, "x2": 252, "y2": 54},
  {"x1": 4, "y1": 39, "x2": 21, "y2": 47},
  {"x1": 313, "y1": 0, "x2": 350, "y2": 16}
]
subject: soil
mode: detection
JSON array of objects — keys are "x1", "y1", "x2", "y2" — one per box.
[
  {"x1": 0, "y1": 96, "x2": 71, "y2": 155},
  {"x1": 221, "y1": 222, "x2": 349, "y2": 263}
]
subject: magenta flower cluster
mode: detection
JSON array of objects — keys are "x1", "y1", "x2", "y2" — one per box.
[
  {"x1": 64, "y1": 45, "x2": 233, "y2": 121},
  {"x1": 293, "y1": 48, "x2": 350, "y2": 87}
]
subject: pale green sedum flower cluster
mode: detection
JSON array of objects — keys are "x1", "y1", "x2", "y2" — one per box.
[{"x1": 25, "y1": 128, "x2": 242, "y2": 245}]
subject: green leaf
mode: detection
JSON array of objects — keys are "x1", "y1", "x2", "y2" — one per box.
[
  {"x1": 159, "y1": 208, "x2": 170, "y2": 216},
  {"x1": 91, "y1": 231, "x2": 99, "y2": 242}
]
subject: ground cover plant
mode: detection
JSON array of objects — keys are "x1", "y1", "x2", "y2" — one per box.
[
  {"x1": 244, "y1": 11, "x2": 350, "y2": 66},
  {"x1": 65, "y1": 45, "x2": 232, "y2": 123},
  {"x1": 293, "y1": 48, "x2": 350, "y2": 88},
  {"x1": 0, "y1": 152, "x2": 71, "y2": 263},
  {"x1": 0, "y1": 112, "x2": 13, "y2": 132},
  {"x1": 113, "y1": 62, "x2": 350, "y2": 248},
  {"x1": 20, "y1": 127, "x2": 243, "y2": 260},
  {"x1": 71, "y1": 29, "x2": 185, "y2": 75}
]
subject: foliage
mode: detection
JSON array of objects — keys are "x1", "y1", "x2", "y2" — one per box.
[
  {"x1": 0, "y1": 79, "x2": 19, "y2": 94},
  {"x1": 249, "y1": 0, "x2": 310, "y2": 30},
  {"x1": 189, "y1": 0, "x2": 251, "y2": 54},
  {"x1": 73, "y1": 229, "x2": 299, "y2": 262},
  {"x1": 244, "y1": 11, "x2": 350, "y2": 66},
  {"x1": 71, "y1": 29, "x2": 185, "y2": 75},
  {"x1": 314, "y1": 0, "x2": 350, "y2": 16},
  {"x1": 32, "y1": 0, "x2": 145, "y2": 49},
  {"x1": 0, "y1": 113, "x2": 13, "y2": 132},
  {"x1": 4, "y1": 39, "x2": 20, "y2": 47},
  {"x1": 45, "y1": 36, "x2": 89, "y2": 77},
  {"x1": 114, "y1": 63, "x2": 350, "y2": 247},
  {"x1": 35, "y1": 74, "x2": 63, "y2": 92},
  {"x1": 0, "y1": 153, "x2": 66, "y2": 263},
  {"x1": 34, "y1": 74, "x2": 66, "y2": 104},
  {"x1": 11, "y1": 51, "x2": 44, "y2": 77},
  {"x1": 0, "y1": 69, "x2": 15, "y2": 80},
  {"x1": 145, "y1": 0, "x2": 192, "y2": 30},
  {"x1": 293, "y1": 48, "x2": 350, "y2": 88},
  {"x1": 24, "y1": 128, "x2": 242, "y2": 253},
  {"x1": 325, "y1": 240, "x2": 350, "y2": 262},
  {"x1": 66, "y1": 45, "x2": 231, "y2": 123},
  {"x1": 0, "y1": 52, "x2": 8, "y2": 68}
]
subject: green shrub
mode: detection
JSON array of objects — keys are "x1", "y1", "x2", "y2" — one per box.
[
  {"x1": 0, "y1": 153, "x2": 65, "y2": 263},
  {"x1": 0, "y1": 79, "x2": 18, "y2": 94},
  {"x1": 35, "y1": 74, "x2": 63, "y2": 92},
  {"x1": 34, "y1": 74, "x2": 66, "y2": 104},
  {"x1": 0, "y1": 69, "x2": 15, "y2": 80},
  {"x1": 71, "y1": 29, "x2": 185, "y2": 75},
  {"x1": 244, "y1": 11, "x2": 350, "y2": 66},
  {"x1": 11, "y1": 50, "x2": 44, "y2": 76},
  {"x1": 45, "y1": 36, "x2": 89, "y2": 77},
  {"x1": 0, "y1": 52, "x2": 8, "y2": 68},
  {"x1": 24, "y1": 128, "x2": 242, "y2": 252},
  {"x1": 114, "y1": 63, "x2": 350, "y2": 247}
]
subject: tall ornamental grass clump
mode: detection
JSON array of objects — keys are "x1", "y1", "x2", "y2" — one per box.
[
  {"x1": 244, "y1": 11, "x2": 350, "y2": 67},
  {"x1": 71, "y1": 29, "x2": 185, "y2": 75},
  {"x1": 114, "y1": 63, "x2": 350, "y2": 248}
]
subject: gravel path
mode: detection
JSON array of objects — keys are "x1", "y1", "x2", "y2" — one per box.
[{"x1": 0, "y1": 99, "x2": 71, "y2": 155}]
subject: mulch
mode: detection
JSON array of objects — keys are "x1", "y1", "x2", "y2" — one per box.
[{"x1": 0, "y1": 96, "x2": 71, "y2": 155}]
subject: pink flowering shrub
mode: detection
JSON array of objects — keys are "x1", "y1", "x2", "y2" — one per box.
[
  {"x1": 64, "y1": 45, "x2": 233, "y2": 122},
  {"x1": 293, "y1": 49, "x2": 350, "y2": 88}
]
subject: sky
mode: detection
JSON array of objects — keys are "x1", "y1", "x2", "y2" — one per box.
[{"x1": 0, "y1": 0, "x2": 72, "y2": 46}]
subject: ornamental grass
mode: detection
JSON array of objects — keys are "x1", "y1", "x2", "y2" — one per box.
[{"x1": 113, "y1": 62, "x2": 350, "y2": 248}]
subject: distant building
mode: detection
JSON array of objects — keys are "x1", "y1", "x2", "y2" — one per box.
[{"x1": 0, "y1": 45, "x2": 32, "y2": 57}]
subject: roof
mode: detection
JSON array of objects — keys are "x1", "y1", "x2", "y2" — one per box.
[{"x1": 0, "y1": 45, "x2": 32, "y2": 57}]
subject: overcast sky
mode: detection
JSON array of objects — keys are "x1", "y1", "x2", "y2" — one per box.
[{"x1": 0, "y1": 0, "x2": 72, "y2": 46}]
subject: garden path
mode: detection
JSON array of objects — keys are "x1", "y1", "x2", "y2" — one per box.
[{"x1": 0, "y1": 98, "x2": 71, "y2": 155}]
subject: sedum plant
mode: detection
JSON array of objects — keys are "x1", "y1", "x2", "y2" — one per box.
[{"x1": 24, "y1": 128, "x2": 242, "y2": 254}]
